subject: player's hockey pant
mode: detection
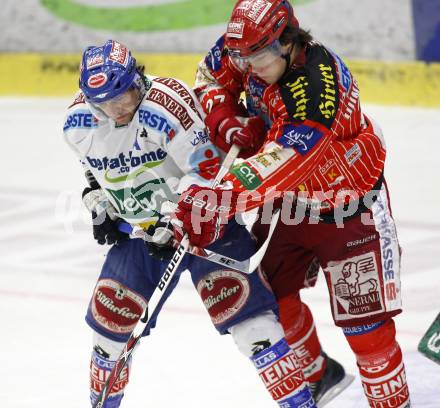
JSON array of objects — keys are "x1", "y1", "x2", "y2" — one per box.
[
  {"x1": 252, "y1": 180, "x2": 408, "y2": 404},
  {"x1": 85, "y1": 221, "x2": 280, "y2": 407},
  {"x1": 344, "y1": 319, "x2": 410, "y2": 408},
  {"x1": 230, "y1": 311, "x2": 317, "y2": 408}
]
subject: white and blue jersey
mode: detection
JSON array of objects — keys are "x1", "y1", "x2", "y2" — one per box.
[
  {"x1": 64, "y1": 75, "x2": 221, "y2": 227},
  {"x1": 63, "y1": 75, "x2": 277, "y2": 339}
]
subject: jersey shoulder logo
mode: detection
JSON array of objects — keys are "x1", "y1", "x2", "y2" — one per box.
[
  {"x1": 277, "y1": 123, "x2": 323, "y2": 156},
  {"x1": 63, "y1": 109, "x2": 99, "y2": 132},
  {"x1": 279, "y1": 45, "x2": 340, "y2": 130},
  {"x1": 146, "y1": 87, "x2": 194, "y2": 130},
  {"x1": 153, "y1": 77, "x2": 202, "y2": 119}
]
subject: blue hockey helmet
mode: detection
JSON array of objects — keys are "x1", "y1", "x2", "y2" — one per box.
[{"x1": 79, "y1": 40, "x2": 139, "y2": 104}]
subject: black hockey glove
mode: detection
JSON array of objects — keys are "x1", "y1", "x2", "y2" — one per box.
[
  {"x1": 145, "y1": 215, "x2": 176, "y2": 261},
  {"x1": 82, "y1": 186, "x2": 128, "y2": 245}
]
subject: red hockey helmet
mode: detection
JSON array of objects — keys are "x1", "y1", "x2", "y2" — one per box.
[{"x1": 225, "y1": 0, "x2": 299, "y2": 58}]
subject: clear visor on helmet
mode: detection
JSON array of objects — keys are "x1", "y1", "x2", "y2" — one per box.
[
  {"x1": 229, "y1": 40, "x2": 284, "y2": 72},
  {"x1": 92, "y1": 86, "x2": 142, "y2": 122}
]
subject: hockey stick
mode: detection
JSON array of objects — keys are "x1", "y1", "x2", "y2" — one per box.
[
  {"x1": 92, "y1": 145, "x2": 241, "y2": 408},
  {"x1": 117, "y1": 207, "x2": 280, "y2": 274},
  {"x1": 418, "y1": 312, "x2": 440, "y2": 365}
]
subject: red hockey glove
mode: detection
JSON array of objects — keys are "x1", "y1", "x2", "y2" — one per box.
[
  {"x1": 205, "y1": 104, "x2": 266, "y2": 156},
  {"x1": 218, "y1": 115, "x2": 266, "y2": 150},
  {"x1": 172, "y1": 185, "x2": 237, "y2": 248}
]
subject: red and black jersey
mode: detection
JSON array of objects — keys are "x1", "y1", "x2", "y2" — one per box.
[{"x1": 195, "y1": 38, "x2": 386, "y2": 213}]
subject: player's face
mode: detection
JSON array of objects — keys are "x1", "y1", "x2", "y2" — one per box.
[
  {"x1": 249, "y1": 54, "x2": 288, "y2": 84},
  {"x1": 230, "y1": 41, "x2": 291, "y2": 84},
  {"x1": 96, "y1": 87, "x2": 141, "y2": 124}
]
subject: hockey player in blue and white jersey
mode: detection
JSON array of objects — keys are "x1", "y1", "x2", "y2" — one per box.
[{"x1": 63, "y1": 40, "x2": 320, "y2": 408}]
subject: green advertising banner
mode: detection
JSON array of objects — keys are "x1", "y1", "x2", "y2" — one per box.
[{"x1": 40, "y1": 0, "x2": 313, "y2": 31}]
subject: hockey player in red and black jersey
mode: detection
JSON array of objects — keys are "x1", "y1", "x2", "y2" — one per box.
[
  {"x1": 172, "y1": 1, "x2": 411, "y2": 407},
  {"x1": 66, "y1": 39, "x2": 317, "y2": 408}
]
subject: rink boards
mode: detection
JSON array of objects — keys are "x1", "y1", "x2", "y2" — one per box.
[{"x1": 1, "y1": 53, "x2": 440, "y2": 107}]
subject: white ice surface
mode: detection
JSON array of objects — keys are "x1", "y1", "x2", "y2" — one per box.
[{"x1": 0, "y1": 98, "x2": 439, "y2": 407}]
